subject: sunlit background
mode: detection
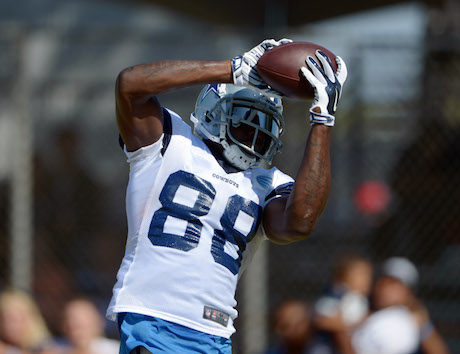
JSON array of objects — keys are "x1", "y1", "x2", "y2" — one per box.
[{"x1": 0, "y1": 0, "x2": 459, "y2": 352}]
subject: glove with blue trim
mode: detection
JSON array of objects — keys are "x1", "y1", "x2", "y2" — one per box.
[
  {"x1": 300, "y1": 50, "x2": 348, "y2": 127},
  {"x1": 231, "y1": 38, "x2": 292, "y2": 97}
]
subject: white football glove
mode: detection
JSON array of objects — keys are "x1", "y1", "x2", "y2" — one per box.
[
  {"x1": 300, "y1": 50, "x2": 348, "y2": 127},
  {"x1": 231, "y1": 38, "x2": 292, "y2": 97}
]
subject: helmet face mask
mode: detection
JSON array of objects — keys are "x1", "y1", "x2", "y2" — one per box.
[{"x1": 191, "y1": 84, "x2": 284, "y2": 170}]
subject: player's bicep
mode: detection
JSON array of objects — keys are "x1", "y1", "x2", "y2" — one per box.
[
  {"x1": 263, "y1": 196, "x2": 291, "y2": 244},
  {"x1": 263, "y1": 181, "x2": 312, "y2": 244},
  {"x1": 116, "y1": 92, "x2": 164, "y2": 152}
]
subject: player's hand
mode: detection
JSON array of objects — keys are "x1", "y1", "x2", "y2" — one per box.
[
  {"x1": 300, "y1": 50, "x2": 348, "y2": 127},
  {"x1": 232, "y1": 38, "x2": 292, "y2": 97}
]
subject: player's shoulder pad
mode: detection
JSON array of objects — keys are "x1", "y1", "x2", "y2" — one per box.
[{"x1": 251, "y1": 166, "x2": 294, "y2": 203}]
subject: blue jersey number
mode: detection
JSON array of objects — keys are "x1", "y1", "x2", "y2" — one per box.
[
  {"x1": 148, "y1": 170, "x2": 261, "y2": 275},
  {"x1": 149, "y1": 170, "x2": 216, "y2": 252},
  {"x1": 212, "y1": 195, "x2": 261, "y2": 275}
]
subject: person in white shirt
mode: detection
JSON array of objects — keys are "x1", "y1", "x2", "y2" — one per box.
[
  {"x1": 46, "y1": 297, "x2": 119, "y2": 354},
  {"x1": 352, "y1": 257, "x2": 449, "y2": 354}
]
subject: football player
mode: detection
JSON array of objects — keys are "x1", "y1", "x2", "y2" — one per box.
[{"x1": 107, "y1": 39, "x2": 347, "y2": 353}]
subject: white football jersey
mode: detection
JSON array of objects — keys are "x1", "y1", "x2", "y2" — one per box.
[
  {"x1": 352, "y1": 306, "x2": 419, "y2": 354},
  {"x1": 107, "y1": 108, "x2": 294, "y2": 338}
]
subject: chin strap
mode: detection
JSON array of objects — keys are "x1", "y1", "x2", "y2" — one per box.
[
  {"x1": 192, "y1": 113, "x2": 258, "y2": 170},
  {"x1": 221, "y1": 140, "x2": 257, "y2": 170}
]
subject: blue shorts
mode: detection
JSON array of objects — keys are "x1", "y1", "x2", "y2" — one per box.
[{"x1": 117, "y1": 313, "x2": 232, "y2": 354}]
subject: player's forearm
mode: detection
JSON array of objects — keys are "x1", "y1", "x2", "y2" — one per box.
[
  {"x1": 116, "y1": 60, "x2": 233, "y2": 97},
  {"x1": 285, "y1": 124, "x2": 331, "y2": 237}
]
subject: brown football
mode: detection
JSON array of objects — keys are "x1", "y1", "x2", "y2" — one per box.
[{"x1": 257, "y1": 41, "x2": 337, "y2": 99}]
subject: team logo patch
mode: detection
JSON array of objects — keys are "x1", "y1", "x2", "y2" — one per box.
[
  {"x1": 203, "y1": 306, "x2": 229, "y2": 327},
  {"x1": 256, "y1": 175, "x2": 273, "y2": 189}
]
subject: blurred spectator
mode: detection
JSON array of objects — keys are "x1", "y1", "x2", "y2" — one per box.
[
  {"x1": 33, "y1": 256, "x2": 76, "y2": 336},
  {"x1": 44, "y1": 297, "x2": 119, "y2": 354},
  {"x1": 308, "y1": 253, "x2": 373, "y2": 354},
  {"x1": 352, "y1": 257, "x2": 450, "y2": 354},
  {"x1": 0, "y1": 288, "x2": 52, "y2": 352},
  {"x1": 266, "y1": 300, "x2": 312, "y2": 354},
  {"x1": 33, "y1": 127, "x2": 110, "y2": 332}
]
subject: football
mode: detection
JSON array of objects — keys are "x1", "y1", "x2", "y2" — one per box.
[{"x1": 257, "y1": 41, "x2": 338, "y2": 99}]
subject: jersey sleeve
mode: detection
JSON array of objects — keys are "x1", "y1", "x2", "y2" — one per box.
[
  {"x1": 120, "y1": 108, "x2": 175, "y2": 163},
  {"x1": 239, "y1": 169, "x2": 294, "y2": 274},
  {"x1": 264, "y1": 168, "x2": 294, "y2": 206}
]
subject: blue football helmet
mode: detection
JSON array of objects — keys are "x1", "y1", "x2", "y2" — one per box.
[{"x1": 190, "y1": 84, "x2": 284, "y2": 170}]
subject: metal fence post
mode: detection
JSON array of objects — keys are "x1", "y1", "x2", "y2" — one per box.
[
  {"x1": 10, "y1": 32, "x2": 33, "y2": 292},
  {"x1": 242, "y1": 239, "x2": 268, "y2": 354}
]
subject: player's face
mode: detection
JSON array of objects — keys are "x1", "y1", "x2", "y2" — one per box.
[
  {"x1": 229, "y1": 123, "x2": 271, "y2": 155},
  {"x1": 228, "y1": 107, "x2": 273, "y2": 155}
]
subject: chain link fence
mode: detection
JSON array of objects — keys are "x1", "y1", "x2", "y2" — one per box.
[
  {"x1": 266, "y1": 36, "x2": 460, "y2": 353},
  {"x1": 1, "y1": 8, "x2": 459, "y2": 353}
]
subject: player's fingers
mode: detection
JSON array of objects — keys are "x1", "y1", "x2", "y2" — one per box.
[
  {"x1": 260, "y1": 39, "x2": 279, "y2": 50},
  {"x1": 243, "y1": 55, "x2": 257, "y2": 67},
  {"x1": 277, "y1": 38, "x2": 293, "y2": 45},
  {"x1": 316, "y1": 51, "x2": 335, "y2": 82},
  {"x1": 247, "y1": 68, "x2": 274, "y2": 93},
  {"x1": 305, "y1": 57, "x2": 327, "y2": 84},
  {"x1": 336, "y1": 56, "x2": 348, "y2": 85},
  {"x1": 247, "y1": 47, "x2": 264, "y2": 59},
  {"x1": 248, "y1": 69, "x2": 262, "y2": 83},
  {"x1": 301, "y1": 67, "x2": 321, "y2": 88}
]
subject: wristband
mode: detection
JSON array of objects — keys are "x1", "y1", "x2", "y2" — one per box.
[
  {"x1": 231, "y1": 56, "x2": 244, "y2": 86},
  {"x1": 309, "y1": 109, "x2": 335, "y2": 127}
]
